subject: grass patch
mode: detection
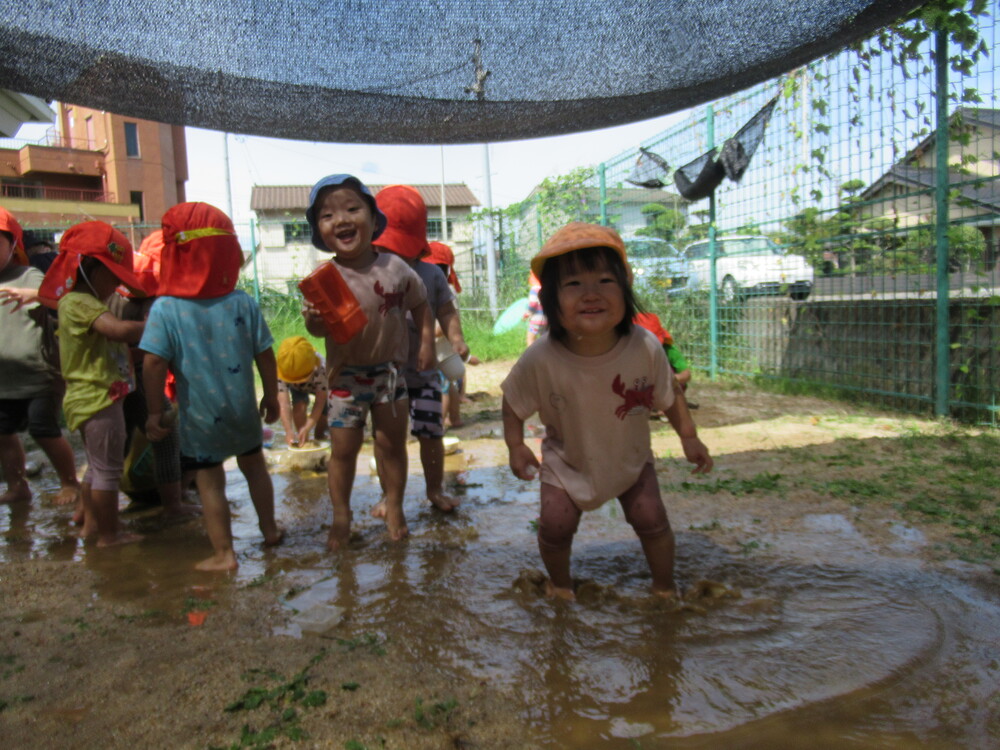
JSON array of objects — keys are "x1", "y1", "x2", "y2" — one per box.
[{"x1": 213, "y1": 650, "x2": 329, "y2": 749}]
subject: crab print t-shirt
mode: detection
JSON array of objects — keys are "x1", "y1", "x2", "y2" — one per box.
[
  {"x1": 501, "y1": 326, "x2": 674, "y2": 511},
  {"x1": 315, "y1": 253, "x2": 426, "y2": 375},
  {"x1": 140, "y1": 290, "x2": 273, "y2": 463}
]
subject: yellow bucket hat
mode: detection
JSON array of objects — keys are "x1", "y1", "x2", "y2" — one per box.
[{"x1": 277, "y1": 336, "x2": 320, "y2": 383}]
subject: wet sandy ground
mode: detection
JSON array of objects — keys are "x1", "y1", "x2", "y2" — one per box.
[{"x1": 1, "y1": 360, "x2": 999, "y2": 748}]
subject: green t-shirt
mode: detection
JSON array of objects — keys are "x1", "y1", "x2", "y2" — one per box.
[
  {"x1": 58, "y1": 291, "x2": 134, "y2": 431},
  {"x1": 0, "y1": 263, "x2": 59, "y2": 399},
  {"x1": 665, "y1": 343, "x2": 690, "y2": 374}
]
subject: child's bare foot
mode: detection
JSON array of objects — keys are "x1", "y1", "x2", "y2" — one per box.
[
  {"x1": 653, "y1": 586, "x2": 680, "y2": 604},
  {"x1": 326, "y1": 522, "x2": 351, "y2": 552},
  {"x1": 162, "y1": 502, "x2": 202, "y2": 519},
  {"x1": 370, "y1": 498, "x2": 387, "y2": 519},
  {"x1": 96, "y1": 531, "x2": 144, "y2": 547},
  {"x1": 262, "y1": 526, "x2": 285, "y2": 547},
  {"x1": 0, "y1": 482, "x2": 31, "y2": 504},
  {"x1": 72, "y1": 501, "x2": 86, "y2": 525},
  {"x1": 544, "y1": 579, "x2": 576, "y2": 601},
  {"x1": 54, "y1": 485, "x2": 80, "y2": 506},
  {"x1": 78, "y1": 519, "x2": 97, "y2": 538},
  {"x1": 427, "y1": 490, "x2": 459, "y2": 512},
  {"x1": 383, "y1": 504, "x2": 409, "y2": 542},
  {"x1": 195, "y1": 551, "x2": 238, "y2": 571}
]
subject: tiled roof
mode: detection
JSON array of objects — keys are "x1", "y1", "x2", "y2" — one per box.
[{"x1": 251, "y1": 183, "x2": 480, "y2": 212}]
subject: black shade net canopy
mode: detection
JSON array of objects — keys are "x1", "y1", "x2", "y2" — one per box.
[{"x1": 1, "y1": 0, "x2": 922, "y2": 144}]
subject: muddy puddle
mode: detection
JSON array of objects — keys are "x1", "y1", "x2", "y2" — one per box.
[{"x1": 2, "y1": 431, "x2": 999, "y2": 747}]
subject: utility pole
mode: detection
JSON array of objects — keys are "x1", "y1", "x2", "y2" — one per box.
[{"x1": 466, "y1": 39, "x2": 498, "y2": 316}]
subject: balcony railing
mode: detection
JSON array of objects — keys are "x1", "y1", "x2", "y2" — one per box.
[{"x1": 0, "y1": 182, "x2": 112, "y2": 203}]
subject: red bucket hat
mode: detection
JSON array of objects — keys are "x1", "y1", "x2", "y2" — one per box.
[
  {"x1": 38, "y1": 221, "x2": 145, "y2": 304},
  {"x1": 0, "y1": 206, "x2": 27, "y2": 267},
  {"x1": 158, "y1": 202, "x2": 243, "y2": 298},
  {"x1": 426, "y1": 240, "x2": 461, "y2": 293},
  {"x1": 131, "y1": 230, "x2": 164, "y2": 297},
  {"x1": 374, "y1": 185, "x2": 429, "y2": 260}
]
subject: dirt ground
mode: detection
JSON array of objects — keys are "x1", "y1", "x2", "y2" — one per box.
[{"x1": 1, "y1": 359, "x2": 997, "y2": 749}]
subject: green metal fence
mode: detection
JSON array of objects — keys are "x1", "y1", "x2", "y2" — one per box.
[{"x1": 473, "y1": 9, "x2": 1000, "y2": 424}]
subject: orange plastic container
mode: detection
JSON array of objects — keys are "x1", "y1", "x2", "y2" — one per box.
[{"x1": 298, "y1": 262, "x2": 367, "y2": 344}]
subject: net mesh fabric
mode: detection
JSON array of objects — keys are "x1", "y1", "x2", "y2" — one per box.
[{"x1": 0, "y1": 0, "x2": 920, "y2": 144}]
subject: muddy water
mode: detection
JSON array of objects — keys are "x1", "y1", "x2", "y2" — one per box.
[{"x1": 3, "y1": 436, "x2": 999, "y2": 748}]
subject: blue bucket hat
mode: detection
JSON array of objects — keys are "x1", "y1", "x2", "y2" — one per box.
[{"x1": 305, "y1": 174, "x2": 387, "y2": 252}]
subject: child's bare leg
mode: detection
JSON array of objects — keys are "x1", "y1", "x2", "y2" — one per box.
[
  {"x1": 90, "y1": 487, "x2": 142, "y2": 547},
  {"x1": 418, "y1": 436, "x2": 458, "y2": 511},
  {"x1": 370, "y1": 402, "x2": 409, "y2": 542},
  {"x1": 619, "y1": 462, "x2": 677, "y2": 599},
  {"x1": 33, "y1": 435, "x2": 81, "y2": 505},
  {"x1": 0, "y1": 434, "x2": 31, "y2": 504},
  {"x1": 77, "y1": 481, "x2": 95, "y2": 535},
  {"x1": 236, "y1": 449, "x2": 282, "y2": 545},
  {"x1": 158, "y1": 479, "x2": 201, "y2": 518},
  {"x1": 538, "y1": 481, "x2": 581, "y2": 600},
  {"x1": 194, "y1": 465, "x2": 237, "y2": 571},
  {"x1": 327, "y1": 427, "x2": 363, "y2": 550}
]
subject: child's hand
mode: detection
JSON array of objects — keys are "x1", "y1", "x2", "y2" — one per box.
[
  {"x1": 260, "y1": 395, "x2": 280, "y2": 424},
  {"x1": 0, "y1": 287, "x2": 38, "y2": 311},
  {"x1": 301, "y1": 301, "x2": 328, "y2": 336},
  {"x1": 680, "y1": 436, "x2": 713, "y2": 474},
  {"x1": 145, "y1": 413, "x2": 172, "y2": 442},
  {"x1": 416, "y1": 340, "x2": 435, "y2": 372},
  {"x1": 452, "y1": 339, "x2": 470, "y2": 361},
  {"x1": 509, "y1": 443, "x2": 541, "y2": 481}
]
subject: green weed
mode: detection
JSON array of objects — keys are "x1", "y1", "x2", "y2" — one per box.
[
  {"x1": 679, "y1": 473, "x2": 782, "y2": 495},
  {"x1": 413, "y1": 696, "x2": 459, "y2": 730},
  {"x1": 335, "y1": 633, "x2": 387, "y2": 656},
  {"x1": 214, "y1": 650, "x2": 329, "y2": 749}
]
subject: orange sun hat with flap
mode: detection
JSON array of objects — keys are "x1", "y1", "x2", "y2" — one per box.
[
  {"x1": 426, "y1": 240, "x2": 461, "y2": 293},
  {"x1": 0, "y1": 207, "x2": 27, "y2": 266},
  {"x1": 132, "y1": 230, "x2": 165, "y2": 296},
  {"x1": 373, "y1": 185, "x2": 430, "y2": 260},
  {"x1": 38, "y1": 221, "x2": 146, "y2": 304},
  {"x1": 531, "y1": 222, "x2": 631, "y2": 284},
  {"x1": 158, "y1": 202, "x2": 243, "y2": 298}
]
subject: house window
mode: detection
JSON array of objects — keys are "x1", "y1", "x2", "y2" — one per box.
[
  {"x1": 284, "y1": 221, "x2": 311, "y2": 244},
  {"x1": 130, "y1": 191, "x2": 144, "y2": 221},
  {"x1": 427, "y1": 218, "x2": 454, "y2": 240},
  {"x1": 124, "y1": 122, "x2": 140, "y2": 157},
  {"x1": 85, "y1": 116, "x2": 95, "y2": 149}
]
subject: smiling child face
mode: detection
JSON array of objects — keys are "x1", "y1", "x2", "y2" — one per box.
[{"x1": 315, "y1": 186, "x2": 377, "y2": 267}]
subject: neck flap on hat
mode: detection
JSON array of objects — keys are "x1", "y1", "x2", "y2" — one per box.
[{"x1": 158, "y1": 203, "x2": 243, "y2": 298}]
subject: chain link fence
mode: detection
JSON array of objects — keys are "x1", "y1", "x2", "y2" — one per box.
[{"x1": 468, "y1": 11, "x2": 1000, "y2": 424}]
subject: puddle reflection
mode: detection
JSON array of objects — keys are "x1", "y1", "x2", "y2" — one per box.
[{"x1": 2, "y1": 436, "x2": 998, "y2": 747}]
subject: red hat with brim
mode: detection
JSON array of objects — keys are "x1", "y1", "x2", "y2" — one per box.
[
  {"x1": 132, "y1": 230, "x2": 164, "y2": 297},
  {"x1": 373, "y1": 185, "x2": 430, "y2": 260},
  {"x1": 158, "y1": 202, "x2": 243, "y2": 298},
  {"x1": 426, "y1": 240, "x2": 461, "y2": 293},
  {"x1": 0, "y1": 207, "x2": 28, "y2": 266},
  {"x1": 38, "y1": 221, "x2": 145, "y2": 305}
]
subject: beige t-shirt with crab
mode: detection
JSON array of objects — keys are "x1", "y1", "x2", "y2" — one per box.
[
  {"x1": 501, "y1": 327, "x2": 674, "y2": 511},
  {"x1": 318, "y1": 252, "x2": 426, "y2": 376}
]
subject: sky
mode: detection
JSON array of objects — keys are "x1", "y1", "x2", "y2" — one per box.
[{"x1": 167, "y1": 114, "x2": 686, "y2": 226}]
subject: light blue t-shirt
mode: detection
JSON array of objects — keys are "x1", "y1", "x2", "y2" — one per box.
[{"x1": 140, "y1": 290, "x2": 274, "y2": 463}]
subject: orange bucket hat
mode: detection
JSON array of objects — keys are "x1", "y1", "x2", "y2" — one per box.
[
  {"x1": 132, "y1": 230, "x2": 164, "y2": 297},
  {"x1": 38, "y1": 221, "x2": 145, "y2": 303},
  {"x1": 0, "y1": 206, "x2": 27, "y2": 266},
  {"x1": 426, "y1": 241, "x2": 461, "y2": 292},
  {"x1": 373, "y1": 185, "x2": 430, "y2": 260},
  {"x1": 531, "y1": 222, "x2": 631, "y2": 284},
  {"x1": 158, "y1": 202, "x2": 243, "y2": 298}
]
